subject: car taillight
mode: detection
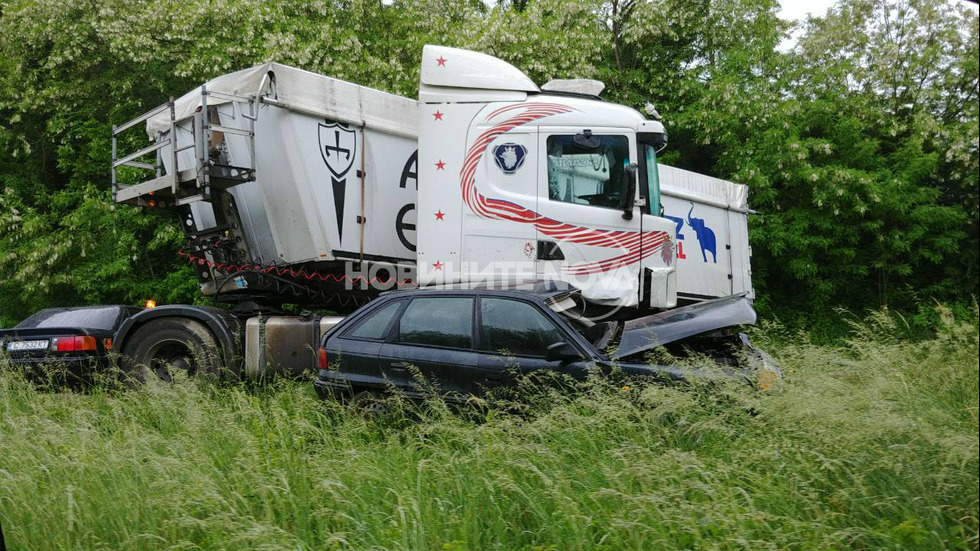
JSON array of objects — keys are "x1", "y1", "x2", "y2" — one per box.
[
  {"x1": 317, "y1": 347, "x2": 328, "y2": 370},
  {"x1": 53, "y1": 336, "x2": 98, "y2": 352}
]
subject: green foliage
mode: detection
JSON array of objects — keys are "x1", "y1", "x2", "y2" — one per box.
[
  {"x1": 1, "y1": 307, "x2": 977, "y2": 549},
  {"x1": 0, "y1": 0, "x2": 977, "y2": 332}
]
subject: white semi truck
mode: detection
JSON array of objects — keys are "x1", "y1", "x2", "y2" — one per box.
[{"x1": 105, "y1": 46, "x2": 757, "y2": 378}]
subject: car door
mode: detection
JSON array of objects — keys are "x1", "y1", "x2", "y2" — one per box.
[
  {"x1": 328, "y1": 299, "x2": 406, "y2": 390},
  {"x1": 474, "y1": 296, "x2": 591, "y2": 394},
  {"x1": 378, "y1": 296, "x2": 481, "y2": 397}
]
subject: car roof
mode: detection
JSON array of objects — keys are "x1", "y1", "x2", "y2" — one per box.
[
  {"x1": 29, "y1": 305, "x2": 135, "y2": 313},
  {"x1": 381, "y1": 279, "x2": 579, "y2": 302},
  {"x1": 10, "y1": 305, "x2": 138, "y2": 330}
]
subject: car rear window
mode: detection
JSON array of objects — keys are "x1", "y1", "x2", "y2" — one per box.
[
  {"x1": 17, "y1": 307, "x2": 121, "y2": 330},
  {"x1": 346, "y1": 300, "x2": 403, "y2": 340},
  {"x1": 397, "y1": 297, "x2": 473, "y2": 349}
]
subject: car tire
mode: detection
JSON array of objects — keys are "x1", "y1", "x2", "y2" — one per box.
[
  {"x1": 348, "y1": 390, "x2": 389, "y2": 417},
  {"x1": 120, "y1": 318, "x2": 222, "y2": 384}
]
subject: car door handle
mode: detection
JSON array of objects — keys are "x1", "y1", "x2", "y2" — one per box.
[{"x1": 389, "y1": 361, "x2": 410, "y2": 371}]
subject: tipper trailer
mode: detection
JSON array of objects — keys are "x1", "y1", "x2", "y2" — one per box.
[{"x1": 41, "y1": 45, "x2": 758, "y2": 379}]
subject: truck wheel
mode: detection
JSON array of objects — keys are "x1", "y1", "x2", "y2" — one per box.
[{"x1": 121, "y1": 318, "x2": 222, "y2": 384}]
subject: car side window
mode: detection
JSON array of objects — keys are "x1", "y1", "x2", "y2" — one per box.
[
  {"x1": 479, "y1": 298, "x2": 567, "y2": 357},
  {"x1": 346, "y1": 300, "x2": 404, "y2": 340},
  {"x1": 396, "y1": 297, "x2": 474, "y2": 349}
]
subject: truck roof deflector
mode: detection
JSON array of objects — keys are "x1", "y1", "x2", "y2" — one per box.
[{"x1": 419, "y1": 45, "x2": 539, "y2": 93}]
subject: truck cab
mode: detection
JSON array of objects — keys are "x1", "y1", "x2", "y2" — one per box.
[{"x1": 415, "y1": 46, "x2": 676, "y2": 313}]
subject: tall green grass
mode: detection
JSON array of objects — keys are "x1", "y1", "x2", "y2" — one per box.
[{"x1": 1, "y1": 307, "x2": 977, "y2": 550}]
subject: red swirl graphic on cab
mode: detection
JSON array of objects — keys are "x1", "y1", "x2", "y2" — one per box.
[{"x1": 459, "y1": 102, "x2": 670, "y2": 275}]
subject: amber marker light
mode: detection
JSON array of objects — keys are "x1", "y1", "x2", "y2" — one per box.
[{"x1": 144, "y1": 299, "x2": 157, "y2": 309}]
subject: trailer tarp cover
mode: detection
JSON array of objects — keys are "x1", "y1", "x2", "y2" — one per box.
[
  {"x1": 146, "y1": 62, "x2": 419, "y2": 139},
  {"x1": 659, "y1": 164, "x2": 748, "y2": 212}
]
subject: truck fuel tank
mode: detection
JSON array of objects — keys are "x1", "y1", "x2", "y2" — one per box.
[{"x1": 244, "y1": 315, "x2": 344, "y2": 377}]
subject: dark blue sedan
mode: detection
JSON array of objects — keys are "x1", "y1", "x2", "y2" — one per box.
[{"x1": 314, "y1": 282, "x2": 779, "y2": 403}]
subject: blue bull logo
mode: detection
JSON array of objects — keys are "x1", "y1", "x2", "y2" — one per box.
[{"x1": 664, "y1": 204, "x2": 717, "y2": 263}]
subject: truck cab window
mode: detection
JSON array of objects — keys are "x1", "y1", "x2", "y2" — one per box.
[
  {"x1": 547, "y1": 135, "x2": 630, "y2": 209},
  {"x1": 641, "y1": 143, "x2": 661, "y2": 215}
]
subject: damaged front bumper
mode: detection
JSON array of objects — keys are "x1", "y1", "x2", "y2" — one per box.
[{"x1": 612, "y1": 294, "x2": 781, "y2": 388}]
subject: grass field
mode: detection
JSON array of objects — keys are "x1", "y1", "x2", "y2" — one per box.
[{"x1": 1, "y1": 308, "x2": 977, "y2": 550}]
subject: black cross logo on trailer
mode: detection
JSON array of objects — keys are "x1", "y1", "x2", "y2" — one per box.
[
  {"x1": 318, "y1": 122, "x2": 357, "y2": 179},
  {"x1": 324, "y1": 131, "x2": 350, "y2": 161},
  {"x1": 318, "y1": 121, "x2": 358, "y2": 242}
]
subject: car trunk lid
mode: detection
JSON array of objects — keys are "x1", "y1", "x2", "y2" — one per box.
[{"x1": 0, "y1": 327, "x2": 109, "y2": 359}]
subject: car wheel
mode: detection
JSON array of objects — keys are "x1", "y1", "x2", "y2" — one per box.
[
  {"x1": 348, "y1": 390, "x2": 389, "y2": 417},
  {"x1": 121, "y1": 318, "x2": 221, "y2": 384}
]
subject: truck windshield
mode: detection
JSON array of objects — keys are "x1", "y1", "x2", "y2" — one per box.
[{"x1": 641, "y1": 143, "x2": 661, "y2": 215}]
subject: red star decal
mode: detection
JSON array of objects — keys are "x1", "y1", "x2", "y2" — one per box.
[
  {"x1": 434, "y1": 210, "x2": 445, "y2": 221},
  {"x1": 433, "y1": 110, "x2": 444, "y2": 121},
  {"x1": 433, "y1": 261, "x2": 444, "y2": 271},
  {"x1": 436, "y1": 56, "x2": 447, "y2": 67},
  {"x1": 435, "y1": 160, "x2": 446, "y2": 170}
]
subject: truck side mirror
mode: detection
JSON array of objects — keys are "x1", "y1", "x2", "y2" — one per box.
[{"x1": 622, "y1": 163, "x2": 638, "y2": 220}]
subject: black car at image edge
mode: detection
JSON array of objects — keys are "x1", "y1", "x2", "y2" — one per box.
[
  {"x1": 314, "y1": 282, "x2": 781, "y2": 402},
  {"x1": 0, "y1": 305, "x2": 140, "y2": 380}
]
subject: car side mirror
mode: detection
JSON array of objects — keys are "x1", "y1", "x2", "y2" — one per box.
[{"x1": 546, "y1": 341, "x2": 581, "y2": 362}]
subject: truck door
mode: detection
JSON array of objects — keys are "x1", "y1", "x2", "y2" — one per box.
[{"x1": 536, "y1": 128, "x2": 644, "y2": 307}]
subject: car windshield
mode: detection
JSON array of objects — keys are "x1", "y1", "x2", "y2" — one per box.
[
  {"x1": 547, "y1": 295, "x2": 619, "y2": 349},
  {"x1": 16, "y1": 307, "x2": 122, "y2": 330}
]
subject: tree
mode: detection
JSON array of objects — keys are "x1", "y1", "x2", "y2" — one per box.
[{"x1": 739, "y1": 0, "x2": 977, "y2": 317}]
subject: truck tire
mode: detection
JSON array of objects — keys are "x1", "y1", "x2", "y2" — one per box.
[{"x1": 120, "y1": 318, "x2": 222, "y2": 384}]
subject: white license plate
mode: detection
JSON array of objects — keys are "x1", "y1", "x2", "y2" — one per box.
[{"x1": 6, "y1": 340, "x2": 49, "y2": 351}]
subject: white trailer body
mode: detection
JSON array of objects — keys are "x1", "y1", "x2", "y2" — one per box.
[
  {"x1": 658, "y1": 165, "x2": 753, "y2": 301},
  {"x1": 144, "y1": 64, "x2": 419, "y2": 270}
]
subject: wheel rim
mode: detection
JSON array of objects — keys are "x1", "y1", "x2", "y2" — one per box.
[
  {"x1": 352, "y1": 393, "x2": 388, "y2": 416},
  {"x1": 144, "y1": 339, "x2": 195, "y2": 382}
]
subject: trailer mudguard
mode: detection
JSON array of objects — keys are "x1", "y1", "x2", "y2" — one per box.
[{"x1": 113, "y1": 305, "x2": 242, "y2": 366}]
